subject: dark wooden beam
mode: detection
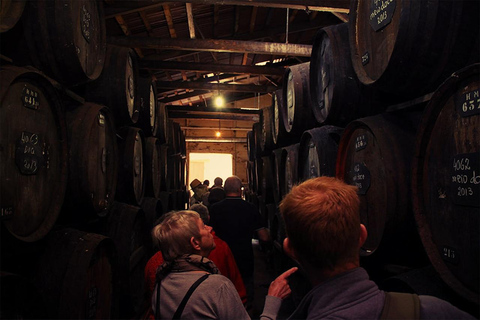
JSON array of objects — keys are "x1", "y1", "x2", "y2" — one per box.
[
  {"x1": 168, "y1": 111, "x2": 259, "y2": 121},
  {"x1": 159, "y1": 90, "x2": 210, "y2": 103},
  {"x1": 168, "y1": 106, "x2": 260, "y2": 114},
  {"x1": 104, "y1": 0, "x2": 350, "y2": 18},
  {"x1": 140, "y1": 60, "x2": 285, "y2": 75},
  {"x1": 156, "y1": 80, "x2": 276, "y2": 93},
  {"x1": 107, "y1": 37, "x2": 312, "y2": 57}
]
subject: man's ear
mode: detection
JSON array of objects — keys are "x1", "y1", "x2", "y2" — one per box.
[
  {"x1": 190, "y1": 236, "x2": 201, "y2": 251},
  {"x1": 359, "y1": 224, "x2": 368, "y2": 248},
  {"x1": 283, "y1": 238, "x2": 297, "y2": 260}
]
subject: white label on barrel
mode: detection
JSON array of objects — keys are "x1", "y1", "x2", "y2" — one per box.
[
  {"x1": 22, "y1": 86, "x2": 39, "y2": 110},
  {"x1": 455, "y1": 88, "x2": 480, "y2": 117},
  {"x1": 15, "y1": 132, "x2": 44, "y2": 175},
  {"x1": 1, "y1": 207, "x2": 14, "y2": 220},
  {"x1": 351, "y1": 162, "x2": 371, "y2": 195},
  {"x1": 442, "y1": 246, "x2": 459, "y2": 264},
  {"x1": 355, "y1": 134, "x2": 368, "y2": 151},
  {"x1": 369, "y1": 0, "x2": 396, "y2": 32},
  {"x1": 362, "y1": 52, "x2": 370, "y2": 66},
  {"x1": 451, "y1": 152, "x2": 480, "y2": 207}
]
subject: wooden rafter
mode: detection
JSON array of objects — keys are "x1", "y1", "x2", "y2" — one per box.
[
  {"x1": 104, "y1": 0, "x2": 350, "y2": 18},
  {"x1": 140, "y1": 60, "x2": 285, "y2": 75},
  {"x1": 107, "y1": 37, "x2": 312, "y2": 56},
  {"x1": 156, "y1": 80, "x2": 276, "y2": 93},
  {"x1": 114, "y1": 15, "x2": 144, "y2": 58}
]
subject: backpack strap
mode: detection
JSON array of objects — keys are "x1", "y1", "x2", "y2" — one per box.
[
  {"x1": 380, "y1": 292, "x2": 420, "y2": 319},
  {"x1": 155, "y1": 273, "x2": 210, "y2": 320},
  {"x1": 173, "y1": 274, "x2": 210, "y2": 319}
]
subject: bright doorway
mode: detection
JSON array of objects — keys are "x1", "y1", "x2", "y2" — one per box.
[{"x1": 188, "y1": 153, "x2": 233, "y2": 194}]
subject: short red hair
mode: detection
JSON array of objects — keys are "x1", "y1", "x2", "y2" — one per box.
[{"x1": 280, "y1": 177, "x2": 360, "y2": 270}]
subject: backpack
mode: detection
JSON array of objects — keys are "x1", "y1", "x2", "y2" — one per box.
[{"x1": 380, "y1": 292, "x2": 420, "y2": 319}]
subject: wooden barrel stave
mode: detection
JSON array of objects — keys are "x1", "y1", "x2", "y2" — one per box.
[
  {"x1": 0, "y1": 66, "x2": 68, "y2": 242},
  {"x1": 413, "y1": 63, "x2": 480, "y2": 304},
  {"x1": 32, "y1": 227, "x2": 117, "y2": 319},
  {"x1": 282, "y1": 62, "x2": 317, "y2": 137},
  {"x1": 116, "y1": 127, "x2": 145, "y2": 206},
  {"x1": 21, "y1": 0, "x2": 106, "y2": 85},
  {"x1": 65, "y1": 102, "x2": 118, "y2": 219},
  {"x1": 105, "y1": 201, "x2": 148, "y2": 318},
  {"x1": 0, "y1": 0, "x2": 26, "y2": 33},
  {"x1": 86, "y1": 46, "x2": 139, "y2": 127},
  {"x1": 281, "y1": 143, "x2": 300, "y2": 199},
  {"x1": 349, "y1": 0, "x2": 479, "y2": 98},
  {"x1": 135, "y1": 77, "x2": 157, "y2": 137},
  {"x1": 144, "y1": 137, "x2": 161, "y2": 198},
  {"x1": 336, "y1": 111, "x2": 426, "y2": 268},
  {"x1": 298, "y1": 125, "x2": 343, "y2": 182},
  {"x1": 310, "y1": 23, "x2": 378, "y2": 126}
]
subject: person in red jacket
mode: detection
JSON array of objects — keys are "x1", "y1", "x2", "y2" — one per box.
[{"x1": 144, "y1": 204, "x2": 247, "y2": 305}]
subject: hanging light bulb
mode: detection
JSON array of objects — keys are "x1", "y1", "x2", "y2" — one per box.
[
  {"x1": 215, "y1": 119, "x2": 221, "y2": 137},
  {"x1": 214, "y1": 94, "x2": 225, "y2": 108}
]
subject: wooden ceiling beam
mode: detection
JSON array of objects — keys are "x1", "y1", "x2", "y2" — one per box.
[
  {"x1": 156, "y1": 80, "x2": 276, "y2": 93},
  {"x1": 107, "y1": 36, "x2": 312, "y2": 56},
  {"x1": 168, "y1": 106, "x2": 260, "y2": 114},
  {"x1": 168, "y1": 111, "x2": 259, "y2": 121},
  {"x1": 104, "y1": 1, "x2": 350, "y2": 18},
  {"x1": 159, "y1": 90, "x2": 210, "y2": 103},
  {"x1": 141, "y1": 60, "x2": 285, "y2": 75}
]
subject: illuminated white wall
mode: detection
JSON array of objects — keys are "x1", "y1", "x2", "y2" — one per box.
[{"x1": 189, "y1": 153, "x2": 233, "y2": 194}]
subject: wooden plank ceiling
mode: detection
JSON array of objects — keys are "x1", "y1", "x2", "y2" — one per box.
[{"x1": 103, "y1": 0, "x2": 348, "y2": 120}]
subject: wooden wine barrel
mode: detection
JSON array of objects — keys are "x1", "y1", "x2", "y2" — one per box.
[
  {"x1": 0, "y1": 66, "x2": 68, "y2": 242},
  {"x1": 272, "y1": 89, "x2": 294, "y2": 148},
  {"x1": 336, "y1": 111, "x2": 425, "y2": 266},
  {"x1": 281, "y1": 143, "x2": 300, "y2": 199},
  {"x1": 281, "y1": 62, "x2": 317, "y2": 137},
  {"x1": 0, "y1": 271, "x2": 47, "y2": 319},
  {"x1": 105, "y1": 202, "x2": 148, "y2": 318},
  {"x1": 32, "y1": 228, "x2": 117, "y2": 319},
  {"x1": 310, "y1": 23, "x2": 378, "y2": 126},
  {"x1": 64, "y1": 102, "x2": 118, "y2": 218},
  {"x1": 21, "y1": 0, "x2": 105, "y2": 85},
  {"x1": 412, "y1": 64, "x2": 480, "y2": 305},
  {"x1": 0, "y1": 0, "x2": 25, "y2": 33},
  {"x1": 135, "y1": 76, "x2": 158, "y2": 137},
  {"x1": 260, "y1": 105, "x2": 274, "y2": 154},
  {"x1": 144, "y1": 137, "x2": 161, "y2": 198},
  {"x1": 86, "y1": 46, "x2": 140, "y2": 127},
  {"x1": 116, "y1": 127, "x2": 145, "y2": 206},
  {"x1": 349, "y1": 0, "x2": 480, "y2": 99},
  {"x1": 298, "y1": 126, "x2": 343, "y2": 182}
]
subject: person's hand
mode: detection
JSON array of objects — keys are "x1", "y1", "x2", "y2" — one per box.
[{"x1": 267, "y1": 267, "x2": 298, "y2": 299}]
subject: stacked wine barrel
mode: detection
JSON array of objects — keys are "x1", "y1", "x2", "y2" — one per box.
[
  {"x1": 246, "y1": 0, "x2": 479, "y2": 314},
  {"x1": 0, "y1": 1, "x2": 186, "y2": 318}
]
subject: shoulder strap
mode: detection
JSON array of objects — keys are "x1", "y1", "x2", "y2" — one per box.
[
  {"x1": 381, "y1": 292, "x2": 420, "y2": 319},
  {"x1": 173, "y1": 274, "x2": 210, "y2": 320}
]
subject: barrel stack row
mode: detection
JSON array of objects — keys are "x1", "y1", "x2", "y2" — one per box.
[
  {"x1": 0, "y1": 1, "x2": 187, "y2": 318},
  {"x1": 246, "y1": 0, "x2": 479, "y2": 314}
]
